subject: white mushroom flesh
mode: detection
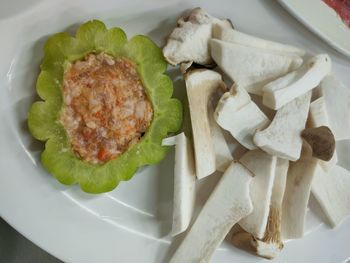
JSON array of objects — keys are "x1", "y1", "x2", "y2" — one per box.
[
  {"x1": 308, "y1": 97, "x2": 338, "y2": 172},
  {"x1": 239, "y1": 149, "x2": 277, "y2": 239},
  {"x1": 208, "y1": 104, "x2": 233, "y2": 172},
  {"x1": 162, "y1": 133, "x2": 196, "y2": 236},
  {"x1": 281, "y1": 144, "x2": 318, "y2": 239},
  {"x1": 212, "y1": 23, "x2": 305, "y2": 56},
  {"x1": 263, "y1": 54, "x2": 331, "y2": 110},
  {"x1": 163, "y1": 7, "x2": 232, "y2": 66},
  {"x1": 254, "y1": 92, "x2": 311, "y2": 161},
  {"x1": 185, "y1": 69, "x2": 225, "y2": 179},
  {"x1": 169, "y1": 161, "x2": 253, "y2": 263},
  {"x1": 215, "y1": 86, "x2": 270, "y2": 150},
  {"x1": 312, "y1": 165, "x2": 350, "y2": 227},
  {"x1": 317, "y1": 74, "x2": 350, "y2": 140},
  {"x1": 210, "y1": 38, "x2": 303, "y2": 95}
]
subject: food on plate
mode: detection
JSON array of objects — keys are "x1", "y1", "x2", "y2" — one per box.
[
  {"x1": 162, "y1": 133, "x2": 196, "y2": 236},
  {"x1": 238, "y1": 150, "x2": 277, "y2": 239},
  {"x1": 262, "y1": 54, "x2": 331, "y2": 110},
  {"x1": 163, "y1": 7, "x2": 232, "y2": 69},
  {"x1": 312, "y1": 165, "x2": 350, "y2": 227},
  {"x1": 169, "y1": 162, "x2": 253, "y2": 263},
  {"x1": 28, "y1": 20, "x2": 182, "y2": 193},
  {"x1": 161, "y1": 6, "x2": 350, "y2": 261},
  {"x1": 210, "y1": 39, "x2": 303, "y2": 95},
  {"x1": 254, "y1": 92, "x2": 311, "y2": 161},
  {"x1": 60, "y1": 53, "x2": 153, "y2": 164},
  {"x1": 208, "y1": 103, "x2": 233, "y2": 172},
  {"x1": 301, "y1": 126, "x2": 335, "y2": 161},
  {"x1": 308, "y1": 97, "x2": 338, "y2": 171},
  {"x1": 281, "y1": 144, "x2": 319, "y2": 239},
  {"x1": 232, "y1": 159, "x2": 288, "y2": 259},
  {"x1": 308, "y1": 97, "x2": 330, "y2": 128},
  {"x1": 213, "y1": 23, "x2": 305, "y2": 56},
  {"x1": 323, "y1": 0, "x2": 350, "y2": 28},
  {"x1": 184, "y1": 69, "x2": 228, "y2": 179},
  {"x1": 214, "y1": 85, "x2": 270, "y2": 150},
  {"x1": 315, "y1": 74, "x2": 350, "y2": 140}
]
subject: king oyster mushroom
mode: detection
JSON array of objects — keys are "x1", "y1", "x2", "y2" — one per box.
[
  {"x1": 301, "y1": 126, "x2": 335, "y2": 162},
  {"x1": 281, "y1": 144, "x2": 318, "y2": 239},
  {"x1": 212, "y1": 22, "x2": 305, "y2": 56},
  {"x1": 169, "y1": 161, "x2": 253, "y2": 263},
  {"x1": 208, "y1": 103, "x2": 233, "y2": 172},
  {"x1": 163, "y1": 7, "x2": 232, "y2": 69},
  {"x1": 210, "y1": 39, "x2": 303, "y2": 95},
  {"x1": 214, "y1": 85, "x2": 270, "y2": 150},
  {"x1": 308, "y1": 97, "x2": 338, "y2": 171},
  {"x1": 162, "y1": 133, "x2": 196, "y2": 236},
  {"x1": 254, "y1": 92, "x2": 311, "y2": 161},
  {"x1": 232, "y1": 158, "x2": 289, "y2": 259},
  {"x1": 262, "y1": 54, "x2": 331, "y2": 110},
  {"x1": 316, "y1": 74, "x2": 350, "y2": 140},
  {"x1": 239, "y1": 149, "x2": 277, "y2": 239},
  {"x1": 185, "y1": 69, "x2": 231, "y2": 179},
  {"x1": 312, "y1": 165, "x2": 350, "y2": 227}
]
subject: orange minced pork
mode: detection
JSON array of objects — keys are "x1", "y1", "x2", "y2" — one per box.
[{"x1": 60, "y1": 53, "x2": 153, "y2": 164}]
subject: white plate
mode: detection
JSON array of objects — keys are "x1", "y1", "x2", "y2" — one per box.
[
  {"x1": 278, "y1": 0, "x2": 350, "y2": 59},
  {"x1": 0, "y1": 0, "x2": 350, "y2": 262}
]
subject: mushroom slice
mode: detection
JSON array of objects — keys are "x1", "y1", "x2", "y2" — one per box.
[
  {"x1": 185, "y1": 69, "x2": 226, "y2": 179},
  {"x1": 281, "y1": 144, "x2": 318, "y2": 239},
  {"x1": 301, "y1": 126, "x2": 335, "y2": 161},
  {"x1": 239, "y1": 150, "x2": 277, "y2": 239},
  {"x1": 254, "y1": 92, "x2": 311, "y2": 161},
  {"x1": 232, "y1": 158, "x2": 288, "y2": 259},
  {"x1": 308, "y1": 97, "x2": 329, "y2": 128},
  {"x1": 262, "y1": 54, "x2": 331, "y2": 110},
  {"x1": 169, "y1": 162, "x2": 253, "y2": 263},
  {"x1": 212, "y1": 23, "x2": 305, "y2": 56},
  {"x1": 254, "y1": 158, "x2": 289, "y2": 258},
  {"x1": 317, "y1": 74, "x2": 350, "y2": 140},
  {"x1": 210, "y1": 39, "x2": 303, "y2": 95},
  {"x1": 163, "y1": 7, "x2": 232, "y2": 66},
  {"x1": 208, "y1": 104, "x2": 233, "y2": 172},
  {"x1": 162, "y1": 133, "x2": 196, "y2": 236},
  {"x1": 312, "y1": 165, "x2": 350, "y2": 227},
  {"x1": 214, "y1": 86, "x2": 270, "y2": 150},
  {"x1": 308, "y1": 97, "x2": 338, "y2": 171}
]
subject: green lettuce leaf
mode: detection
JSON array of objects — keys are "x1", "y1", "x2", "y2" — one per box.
[{"x1": 28, "y1": 20, "x2": 182, "y2": 193}]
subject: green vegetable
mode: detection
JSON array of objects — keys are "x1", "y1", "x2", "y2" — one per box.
[{"x1": 28, "y1": 20, "x2": 182, "y2": 193}]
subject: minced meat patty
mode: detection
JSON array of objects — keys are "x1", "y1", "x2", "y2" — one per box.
[{"x1": 60, "y1": 53, "x2": 153, "y2": 164}]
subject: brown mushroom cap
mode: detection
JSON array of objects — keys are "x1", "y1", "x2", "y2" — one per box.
[{"x1": 301, "y1": 126, "x2": 335, "y2": 161}]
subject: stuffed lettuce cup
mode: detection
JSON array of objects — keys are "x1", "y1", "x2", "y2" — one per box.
[{"x1": 28, "y1": 20, "x2": 182, "y2": 193}]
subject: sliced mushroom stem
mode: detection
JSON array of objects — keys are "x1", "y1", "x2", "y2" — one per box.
[
  {"x1": 163, "y1": 7, "x2": 232, "y2": 67},
  {"x1": 262, "y1": 54, "x2": 331, "y2": 110},
  {"x1": 239, "y1": 150, "x2": 277, "y2": 239},
  {"x1": 210, "y1": 39, "x2": 303, "y2": 95},
  {"x1": 312, "y1": 165, "x2": 350, "y2": 227},
  {"x1": 214, "y1": 86, "x2": 270, "y2": 150},
  {"x1": 212, "y1": 23, "x2": 305, "y2": 56},
  {"x1": 232, "y1": 158, "x2": 288, "y2": 259},
  {"x1": 254, "y1": 92, "x2": 311, "y2": 161},
  {"x1": 162, "y1": 133, "x2": 196, "y2": 236},
  {"x1": 169, "y1": 161, "x2": 253, "y2": 263},
  {"x1": 317, "y1": 74, "x2": 350, "y2": 140},
  {"x1": 281, "y1": 144, "x2": 318, "y2": 239},
  {"x1": 307, "y1": 97, "x2": 338, "y2": 171},
  {"x1": 185, "y1": 69, "x2": 227, "y2": 179}
]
